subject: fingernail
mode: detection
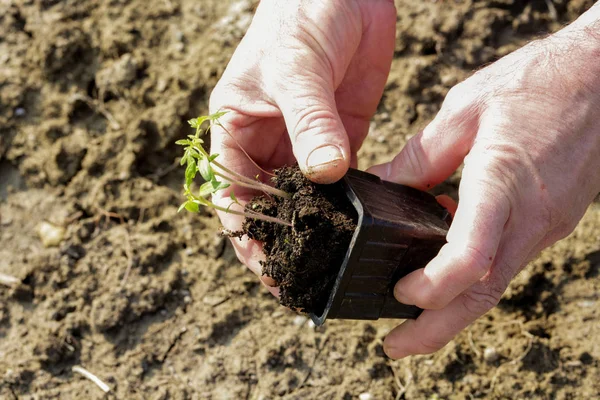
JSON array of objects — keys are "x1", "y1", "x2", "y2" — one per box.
[
  {"x1": 261, "y1": 275, "x2": 277, "y2": 287},
  {"x1": 306, "y1": 145, "x2": 343, "y2": 169},
  {"x1": 383, "y1": 340, "x2": 406, "y2": 360},
  {"x1": 394, "y1": 284, "x2": 411, "y2": 305}
]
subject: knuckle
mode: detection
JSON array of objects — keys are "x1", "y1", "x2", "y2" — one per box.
[
  {"x1": 443, "y1": 80, "x2": 478, "y2": 112},
  {"x1": 491, "y1": 258, "x2": 516, "y2": 290},
  {"x1": 397, "y1": 136, "x2": 427, "y2": 179},
  {"x1": 461, "y1": 284, "x2": 502, "y2": 317},
  {"x1": 462, "y1": 244, "x2": 493, "y2": 277},
  {"x1": 538, "y1": 193, "x2": 575, "y2": 239},
  {"x1": 553, "y1": 219, "x2": 577, "y2": 241},
  {"x1": 444, "y1": 83, "x2": 464, "y2": 103}
]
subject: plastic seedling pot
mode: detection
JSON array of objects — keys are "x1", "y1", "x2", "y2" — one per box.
[{"x1": 310, "y1": 168, "x2": 451, "y2": 326}]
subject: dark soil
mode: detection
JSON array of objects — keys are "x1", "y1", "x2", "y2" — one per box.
[{"x1": 243, "y1": 166, "x2": 357, "y2": 314}]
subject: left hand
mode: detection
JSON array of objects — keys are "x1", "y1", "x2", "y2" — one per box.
[{"x1": 369, "y1": 6, "x2": 600, "y2": 359}]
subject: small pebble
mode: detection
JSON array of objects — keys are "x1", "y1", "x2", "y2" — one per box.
[
  {"x1": 292, "y1": 315, "x2": 308, "y2": 326},
  {"x1": 156, "y1": 79, "x2": 168, "y2": 92},
  {"x1": 578, "y1": 300, "x2": 596, "y2": 308},
  {"x1": 174, "y1": 42, "x2": 185, "y2": 52},
  {"x1": 37, "y1": 222, "x2": 66, "y2": 248},
  {"x1": 183, "y1": 295, "x2": 192, "y2": 304},
  {"x1": 15, "y1": 108, "x2": 26, "y2": 117},
  {"x1": 565, "y1": 360, "x2": 583, "y2": 367},
  {"x1": 202, "y1": 294, "x2": 227, "y2": 306},
  {"x1": 359, "y1": 393, "x2": 373, "y2": 400},
  {"x1": 483, "y1": 346, "x2": 499, "y2": 363},
  {"x1": 307, "y1": 320, "x2": 316, "y2": 329}
]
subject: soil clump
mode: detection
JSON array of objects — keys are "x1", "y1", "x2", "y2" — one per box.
[{"x1": 243, "y1": 166, "x2": 357, "y2": 314}]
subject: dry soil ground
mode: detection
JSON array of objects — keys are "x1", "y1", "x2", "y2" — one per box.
[{"x1": 0, "y1": 0, "x2": 598, "y2": 399}]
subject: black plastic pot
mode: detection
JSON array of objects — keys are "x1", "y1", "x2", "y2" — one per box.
[{"x1": 310, "y1": 168, "x2": 451, "y2": 326}]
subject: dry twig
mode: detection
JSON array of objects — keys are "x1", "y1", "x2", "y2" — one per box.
[
  {"x1": 468, "y1": 327, "x2": 482, "y2": 358},
  {"x1": 0, "y1": 272, "x2": 20, "y2": 287},
  {"x1": 72, "y1": 365, "x2": 111, "y2": 393},
  {"x1": 298, "y1": 336, "x2": 330, "y2": 389},
  {"x1": 388, "y1": 361, "x2": 413, "y2": 400},
  {"x1": 71, "y1": 93, "x2": 121, "y2": 130},
  {"x1": 487, "y1": 320, "x2": 534, "y2": 393},
  {"x1": 120, "y1": 227, "x2": 134, "y2": 287}
]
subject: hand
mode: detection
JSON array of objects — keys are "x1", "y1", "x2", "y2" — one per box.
[
  {"x1": 209, "y1": 0, "x2": 396, "y2": 287},
  {"x1": 369, "y1": 7, "x2": 600, "y2": 359}
]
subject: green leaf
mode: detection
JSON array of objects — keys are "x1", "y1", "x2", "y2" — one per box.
[
  {"x1": 175, "y1": 139, "x2": 192, "y2": 146},
  {"x1": 180, "y1": 151, "x2": 188, "y2": 166},
  {"x1": 184, "y1": 201, "x2": 200, "y2": 213},
  {"x1": 198, "y1": 157, "x2": 214, "y2": 181},
  {"x1": 177, "y1": 202, "x2": 187, "y2": 213},
  {"x1": 199, "y1": 181, "x2": 216, "y2": 198},
  {"x1": 211, "y1": 180, "x2": 230, "y2": 191},
  {"x1": 187, "y1": 135, "x2": 204, "y2": 145},
  {"x1": 189, "y1": 116, "x2": 210, "y2": 129},
  {"x1": 225, "y1": 201, "x2": 235, "y2": 213},
  {"x1": 188, "y1": 148, "x2": 201, "y2": 159},
  {"x1": 229, "y1": 191, "x2": 238, "y2": 203},
  {"x1": 208, "y1": 153, "x2": 219, "y2": 162},
  {"x1": 185, "y1": 158, "x2": 197, "y2": 187},
  {"x1": 208, "y1": 110, "x2": 228, "y2": 121}
]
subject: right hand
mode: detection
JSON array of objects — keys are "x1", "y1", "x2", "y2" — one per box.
[{"x1": 208, "y1": 0, "x2": 397, "y2": 286}]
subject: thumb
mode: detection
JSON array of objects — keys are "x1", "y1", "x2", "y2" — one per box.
[
  {"x1": 274, "y1": 76, "x2": 351, "y2": 184},
  {"x1": 368, "y1": 86, "x2": 481, "y2": 190}
]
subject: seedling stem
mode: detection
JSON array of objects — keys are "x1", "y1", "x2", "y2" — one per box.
[{"x1": 177, "y1": 112, "x2": 291, "y2": 227}]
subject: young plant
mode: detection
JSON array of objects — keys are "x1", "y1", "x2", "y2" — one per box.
[{"x1": 177, "y1": 112, "x2": 292, "y2": 227}]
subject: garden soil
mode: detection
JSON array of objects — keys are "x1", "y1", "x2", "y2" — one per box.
[{"x1": 1, "y1": 0, "x2": 598, "y2": 399}]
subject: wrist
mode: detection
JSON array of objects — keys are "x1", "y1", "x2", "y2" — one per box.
[
  {"x1": 553, "y1": 3, "x2": 600, "y2": 49},
  {"x1": 547, "y1": 6, "x2": 600, "y2": 88}
]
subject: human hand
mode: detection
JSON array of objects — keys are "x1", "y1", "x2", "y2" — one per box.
[
  {"x1": 208, "y1": 0, "x2": 396, "y2": 287},
  {"x1": 369, "y1": 6, "x2": 600, "y2": 359}
]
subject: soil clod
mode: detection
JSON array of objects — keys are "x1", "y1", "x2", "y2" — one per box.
[{"x1": 243, "y1": 166, "x2": 357, "y2": 314}]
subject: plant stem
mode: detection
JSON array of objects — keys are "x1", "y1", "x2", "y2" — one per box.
[
  {"x1": 191, "y1": 145, "x2": 290, "y2": 199},
  {"x1": 212, "y1": 160, "x2": 290, "y2": 198},
  {"x1": 212, "y1": 170, "x2": 283, "y2": 198},
  {"x1": 199, "y1": 199, "x2": 293, "y2": 227}
]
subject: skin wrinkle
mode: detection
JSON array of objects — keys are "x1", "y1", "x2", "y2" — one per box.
[
  {"x1": 292, "y1": 1, "x2": 361, "y2": 88},
  {"x1": 295, "y1": 24, "x2": 338, "y2": 87},
  {"x1": 290, "y1": 104, "x2": 341, "y2": 144}
]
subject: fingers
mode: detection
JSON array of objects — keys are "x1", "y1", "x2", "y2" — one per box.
[
  {"x1": 368, "y1": 84, "x2": 481, "y2": 190},
  {"x1": 393, "y1": 155, "x2": 511, "y2": 310},
  {"x1": 384, "y1": 279, "x2": 504, "y2": 359},
  {"x1": 384, "y1": 221, "x2": 539, "y2": 359},
  {"x1": 273, "y1": 74, "x2": 351, "y2": 184}
]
